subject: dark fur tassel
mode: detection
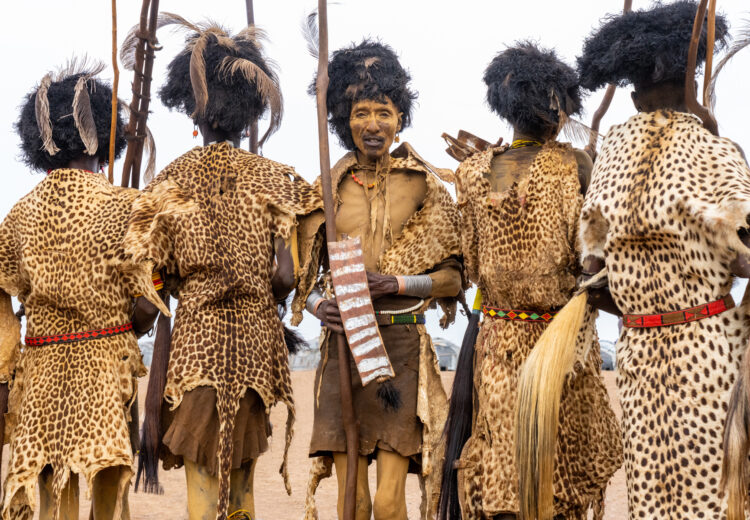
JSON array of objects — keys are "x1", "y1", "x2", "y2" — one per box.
[
  {"x1": 437, "y1": 311, "x2": 480, "y2": 520},
  {"x1": 376, "y1": 379, "x2": 402, "y2": 412},
  {"x1": 721, "y1": 362, "x2": 750, "y2": 520},
  {"x1": 0, "y1": 382, "x2": 8, "y2": 501},
  {"x1": 278, "y1": 302, "x2": 307, "y2": 355},
  {"x1": 135, "y1": 293, "x2": 171, "y2": 495}
]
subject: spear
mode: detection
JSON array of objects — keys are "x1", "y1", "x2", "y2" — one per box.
[
  {"x1": 315, "y1": 2, "x2": 359, "y2": 518},
  {"x1": 685, "y1": 0, "x2": 719, "y2": 136},
  {"x1": 120, "y1": 0, "x2": 161, "y2": 188},
  {"x1": 245, "y1": 0, "x2": 260, "y2": 155},
  {"x1": 108, "y1": 0, "x2": 119, "y2": 184}
]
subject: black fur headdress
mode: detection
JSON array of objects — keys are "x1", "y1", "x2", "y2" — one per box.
[
  {"x1": 484, "y1": 42, "x2": 582, "y2": 138},
  {"x1": 315, "y1": 40, "x2": 417, "y2": 150},
  {"x1": 15, "y1": 59, "x2": 125, "y2": 172},
  {"x1": 145, "y1": 13, "x2": 282, "y2": 143},
  {"x1": 577, "y1": 0, "x2": 729, "y2": 91}
]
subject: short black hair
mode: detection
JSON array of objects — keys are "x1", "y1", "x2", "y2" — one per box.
[
  {"x1": 15, "y1": 72, "x2": 125, "y2": 172},
  {"x1": 315, "y1": 40, "x2": 417, "y2": 150},
  {"x1": 159, "y1": 30, "x2": 278, "y2": 137},
  {"x1": 577, "y1": 0, "x2": 729, "y2": 91},
  {"x1": 484, "y1": 42, "x2": 582, "y2": 138}
]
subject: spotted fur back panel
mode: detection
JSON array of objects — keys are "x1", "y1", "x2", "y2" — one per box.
[{"x1": 455, "y1": 142, "x2": 581, "y2": 309}]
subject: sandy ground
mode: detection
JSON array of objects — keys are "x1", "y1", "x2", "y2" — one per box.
[{"x1": 26, "y1": 370, "x2": 627, "y2": 519}]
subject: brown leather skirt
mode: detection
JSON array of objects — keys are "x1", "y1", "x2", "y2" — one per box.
[
  {"x1": 160, "y1": 386, "x2": 271, "y2": 476},
  {"x1": 310, "y1": 320, "x2": 422, "y2": 459}
]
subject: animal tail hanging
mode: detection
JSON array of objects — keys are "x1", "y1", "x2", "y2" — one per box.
[
  {"x1": 721, "y1": 348, "x2": 750, "y2": 520},
  {"x1": 437, "y1": 289, "x2": 482, "y2": 520},
  {"x1": 516, "y1": 290, "x2": 589, "y2": 520},
  {"x1": 278, "y1": 299, "x2": 307, "y2": 355},
  {"x1": 136, "y1": 293, "x2": 171, "y2": 494}
]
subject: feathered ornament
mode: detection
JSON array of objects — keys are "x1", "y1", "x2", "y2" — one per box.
[
  {"x1": 35, "y1": 74, "x2": 59, "y2": 156},
  {"x1": 709, "y1": 18, "x2": 750, "y2": 110},
  {"x1": 72, "y1": 75, "x2": 99, "y2": 156},
  {"x1": 301, "y1": 10, "x2": 320, "y2": 60}
]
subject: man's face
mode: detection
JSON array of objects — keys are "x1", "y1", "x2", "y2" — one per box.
[{"x1": 349, "y1": 97, "x2": 402, "y2": 162}]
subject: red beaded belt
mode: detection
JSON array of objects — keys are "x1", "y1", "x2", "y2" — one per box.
[
  {"x1": 623, "y1": 295, "x2": 734, "y2": 328},
  {"x1": 482, "y1": 305, "x2": 558, "y2": 323},
  {"x1": 25, "y1": 322, "x2": 134, "y2": 347}
]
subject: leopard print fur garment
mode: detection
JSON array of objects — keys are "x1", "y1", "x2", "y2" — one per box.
[
  {"x1": 0, "y1": 168, "x2": 166, "y2": 520},
  {"x1": 580, "y1": 111, "x2": 750, "y2": 520},
  {"x1": 122, "y1": 142, "x2": 322, "y2": 520},
  {"x1": 294, "y1": 143, "x2": 462, "y2": 519},
  {"x1": 454, "y1": 143, "x2": 623, "y2": 519}
]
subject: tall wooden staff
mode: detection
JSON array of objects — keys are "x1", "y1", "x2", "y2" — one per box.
[
  {"x1": 315, "y1": 2, "x2": 359, "y2": 518},
  {"x1": 686, "y1": 0, "x2": 719, "y2": 136},
  {"x1": 245, "y1": 0, "x2": 260, "y2": 155},
  {"x1": 120, "y1": 0, "x2": 161, "y2": 188},
  {"x1": 585, "y1": 0, "x2": 633, "y2": 159},
  {"x1": 108, "y1": 0, "x2": 120, "y2": 183}
]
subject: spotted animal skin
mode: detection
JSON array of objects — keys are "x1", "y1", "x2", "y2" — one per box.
[
  {"x1": 454, "y1": 143, "x2": 623, "y2": 519},
  {"x1": 122, "y1": 142, "x2": 322, "y2": 520},
  {"x1": 580, "y1": 111, "x2": 750, "y2": 520},
  {"x1": 0, "y1": 169, "x2": 163, "y2": 520}
]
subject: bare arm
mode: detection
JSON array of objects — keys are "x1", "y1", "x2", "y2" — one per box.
[
  {"x1": 574, "y1": 149, "x2": 594, "y2": 195},
  {"x1": 271, "y1": 236, "x2": 295, "y2": 301},
  {"x1": 581, "y1": 255, "x2": 623, "y2": 317}
]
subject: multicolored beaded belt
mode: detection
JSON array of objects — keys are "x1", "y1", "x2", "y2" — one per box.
[
  {"x1": 482, "y1": 305, "x2": 557, "y2": 323},
  {"x1": 375, "y1": 313, "x2": 425, "y2": 326},
  {"x1": 623, "y1": 295, "x2": 734, "y2": 328},
  {"x1": 25, "y1": 322, "x2": 134, "y2": 347}
]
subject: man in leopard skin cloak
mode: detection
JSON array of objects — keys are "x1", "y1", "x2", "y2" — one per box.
[
  {"x1": 120, "y1": 19, "x2": 322, "y2": 520},
  {"x1": 0, "y1": 63, "x2": 168, "y2": 519},
  {"x1": 577, "y1": 2, "x2": 750, "y2": 518},
  {"x1": 291, "y1": 40, "x2": 463, "y2": 520},
  {"x1": 438, "y1": 43, "x2": 622, "y2": 520}
]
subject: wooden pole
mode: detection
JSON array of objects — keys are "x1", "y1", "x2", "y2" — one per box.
[
  {"x1": 245, "y1": 0, "x2": 260, "y2": 155},
  {"x1": 120, "y1": 0, "x2": 161, "y2": 188},
  {"x1": 108, "y1": 0, "x2": 119, "y2": 184},
  {"x1": 702, "y1": 0, "x2": 717, "y2": 107},
  {"x1": 585, "y1": 0, "x2": 633, "y2": 159},
  {"x1": 686, "y1": 0, "x2": 719, "y2": 136},
  {"x1": 315, "y1": 2, "x2": 358, "y2": 519}
]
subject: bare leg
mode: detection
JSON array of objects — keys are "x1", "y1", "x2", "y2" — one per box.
[
  {"x1": 228, "y1": 459, "x2": 257, "y2": 515},
  {"x1": 372, "y1": 450, "x2": 409, "y2": 520},
  {"x1": 39, "y1": 466, "x2": 79, "y2": 520},
  {"x1": 90, "y1": 465, "x2": 131, "y2": 520},
  {"x1": 184, "y1": 460, "x2": 218, "y2": 520},
  {"x1": 332, "y1": 452, "x2": 371, "y2": 520}
]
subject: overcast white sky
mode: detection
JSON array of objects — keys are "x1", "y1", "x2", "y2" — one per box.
[{"x1": 1, "y1": 0, "x2": 748, "y2": 346}]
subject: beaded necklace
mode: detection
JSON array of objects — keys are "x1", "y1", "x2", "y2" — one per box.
[
  {"x1": 509, "y1": 139, "x2": 543, "y2": 150},
  {"x1": 351, "y1": 170, "x2": 377, "y2": 189}
]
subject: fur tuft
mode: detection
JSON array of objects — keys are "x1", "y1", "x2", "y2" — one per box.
[
  {"x1": 376, "y1": 380, "x2": 402, "y2": 412},
  {"x1": 159, "y1": 18, "x2": 281, "y2": 140},
  {"x1": 577, "y1": 0, "x2": 728, "y2": 91},
  {"x1": 309, "y1": 39, "x2": 417, "y2": 150},
  {"x1": 484, "y1": 41, "x2": 582, "y2": 138},
  {"x1": 135, "y1": 294, "x2": 171, "y2": 496},
  {"x1": 278, "y1": 302, "x2": 307, "y2": 355},
  {"x1": 721, "y1": 354, "x2": 750, "y2": 520},
  {"x1": 16, "y1": 68, "x2": 126, "y2": 172},
  {"x1": 516, "y1": 291, "x2": 588, "y2": 520},
  {"x1": 438, "y1": 311, "x2": 480, "y2": 520}
]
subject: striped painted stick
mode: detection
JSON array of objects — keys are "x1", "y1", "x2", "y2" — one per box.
[{"x1": 329, "y1": 238, "x2": 394, "y2": 385}]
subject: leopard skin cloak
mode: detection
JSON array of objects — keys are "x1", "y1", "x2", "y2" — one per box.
[
  {"x1": 454, "y1": 142, "x2": 623, "y2": 519},
  {"x1": 0, "y1": 168, "x2": 167, "y2": 520},
  {"x1": 121, "y1": 142, "x2": 322, "y2": 520},
  {"x1": 292, "y1": 143, "x2": 462, "y2": 520},
  {"x1": 580, "y1": 111, "x2": 750, "y2": 520}
]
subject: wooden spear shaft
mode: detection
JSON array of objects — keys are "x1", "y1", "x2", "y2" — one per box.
[
  {"x1": 686, "y1": 0, "x2": 719, "y2": 136},
  {"x1": 315, "y1": 2, "x2": 359, "y2": 519},
  {"x1": 108, "y1": 0, "x2": 119, "y2": 184},
  {"x1": 245, "y1": 0, "x2": 259, "y2": 154}
]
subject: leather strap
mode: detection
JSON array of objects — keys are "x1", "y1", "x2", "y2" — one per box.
[{"x1": 623, "y1": 295, "x2": 734, "y2": 328}]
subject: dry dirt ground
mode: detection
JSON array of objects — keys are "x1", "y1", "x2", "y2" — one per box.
[{"x1": 27, "y1": 370, "x2": 627, "y2": 519}]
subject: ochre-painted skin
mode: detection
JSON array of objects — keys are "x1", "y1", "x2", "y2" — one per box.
[
  {"x1": 349, "y1": 98, "x2": 402, "y2": 166},
  {"x1": 38, "y1": 465, "x2": 132, "y2": 520},
  {"x1": 333, "y1": 451, "x2": 409, "y2": 520},
  {"x1": 185, "y1": 459, "x2": 258, "y2": 520}
]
